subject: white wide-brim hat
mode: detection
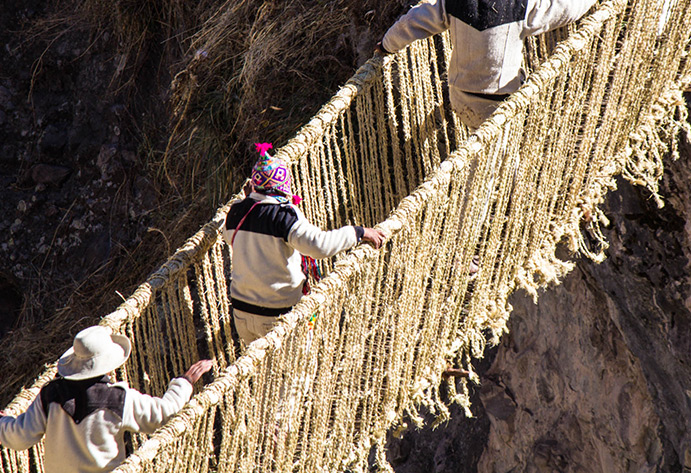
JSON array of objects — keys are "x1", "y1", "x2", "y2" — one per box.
[{"x1": 58, "y1": 326, "x2": 132, "y2": 380}]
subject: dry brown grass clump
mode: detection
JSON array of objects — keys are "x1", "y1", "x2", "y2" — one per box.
[{"x1": 165, "y1": 0, "x2": 411, "y2": 204}]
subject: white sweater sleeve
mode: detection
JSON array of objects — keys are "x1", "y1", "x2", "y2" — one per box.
[
  {"x1": 523, "y1": 0, "x2": 597, "y2": 37},
  {"x1": 0, "y1": 396, "x2": 47, "y2": 450},
  {"x1": 382, "y1": 0, "x2": 449, "y2": 53},
  {"x1": 122, "y1": 378, "x2": 194, "y2": 435},
  {"x1": 287, "y1": 219, "x2": 361, "y2": 259}
]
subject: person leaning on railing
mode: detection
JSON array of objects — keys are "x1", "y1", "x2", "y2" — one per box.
[
  {"x1": 0, "y1": 325, "x2": 213, "y2": 473},
  {"x1": 223, "y1": 143, "x2": 385, "y2": 346},
  {"x1": 375, "y1": 0, "x2": 597, "y2": 129}
]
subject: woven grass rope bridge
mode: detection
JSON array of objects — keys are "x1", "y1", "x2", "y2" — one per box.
[{"x1": 2, "y1": 0, "x2": 691, "y2": 471}]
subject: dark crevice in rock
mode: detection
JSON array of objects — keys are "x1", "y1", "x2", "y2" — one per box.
[{"x1": 0, "y1": 273, "x2": 24, "y2": 337}]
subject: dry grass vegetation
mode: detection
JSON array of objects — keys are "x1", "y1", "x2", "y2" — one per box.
[{"x1": 1, "y1": 0, "x2": 410, "y2": 405}]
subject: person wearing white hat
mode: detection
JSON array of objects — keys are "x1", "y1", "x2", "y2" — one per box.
[{"x1": 0, "y1": 325, "x2": 213, "y2": 473}]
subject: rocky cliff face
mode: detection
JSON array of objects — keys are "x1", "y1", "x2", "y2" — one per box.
[
  {"x1": 477, "y1": 126, "x2": 691, "y2": 473},
  {"x1": 390, "y1": 104, "x2": 691, "y2": 472}
]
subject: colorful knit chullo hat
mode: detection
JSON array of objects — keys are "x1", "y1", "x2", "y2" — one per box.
[{"x1": 251, "y1": 143, "x2": 292, "y2": 196}]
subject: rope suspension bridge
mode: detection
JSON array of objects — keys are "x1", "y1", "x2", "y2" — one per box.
[{"x1": 2, "y1": 0, "x2": 690, "y2": 471}]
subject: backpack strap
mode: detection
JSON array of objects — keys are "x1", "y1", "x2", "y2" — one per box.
[{"x1": 230, "y1": 201, "x2": 261, "y2": 247}]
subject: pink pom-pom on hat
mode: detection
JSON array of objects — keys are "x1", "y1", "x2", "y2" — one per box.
[{"x1": 254, "y1": 142, "x2": 273, "y2": 157}]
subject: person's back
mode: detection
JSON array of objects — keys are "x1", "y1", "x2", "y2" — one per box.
[
  {"x1": 0, "y1": 326, "x2": 212, "y2": 473},
  {"x1": 37, "y1": 375, "x2": 192, "y2": 472},
  {"x1": 379, "y1": 0, "x2": 597, "y2": 128},
  {"x1": 226, "y1": 191, "x2": 345, "y2": 310},
  {"x1": 40, "y1": 376, "x2": 131, "y2": 472}
]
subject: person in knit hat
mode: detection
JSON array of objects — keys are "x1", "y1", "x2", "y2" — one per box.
[
  {"x1": 223, "y1": 143, "x2": 385, "y2": 345},
  {"x1": 0, "y1": 325, "x2": 213, "y2": 473}
]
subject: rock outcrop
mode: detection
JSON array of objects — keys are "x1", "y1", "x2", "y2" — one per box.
[{"x1": 391, "y1": 103, "x2": 691, "y2": 472}]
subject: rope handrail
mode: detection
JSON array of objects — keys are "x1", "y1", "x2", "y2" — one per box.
[{"x1": 2, "y1": 0, "x2": 690, "y2": 471}]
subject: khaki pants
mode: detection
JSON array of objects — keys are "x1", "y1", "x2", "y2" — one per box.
[{"x1": 233, "y1": 308, "x2": 281, "y2": 345}]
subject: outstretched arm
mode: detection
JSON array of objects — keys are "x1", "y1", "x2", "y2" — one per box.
[
  {"x1": 380, "y1": 0, "x2": 449, "y2": 54},
  {"x1": 288, "y1": 220, "x2": 385, "y2": 259},
  {"x1": 124, "y1": 359, "x2": 213, "y2": 435},
  {"x1": 0, "y1": 399, "x2": 47, "y2": 450},
  {"x1": 523, "y1": 0, "x2": 598, "y2": 37},
  {"x1": 288, "y1": 220, "x2": 362, "y2": 259}
]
